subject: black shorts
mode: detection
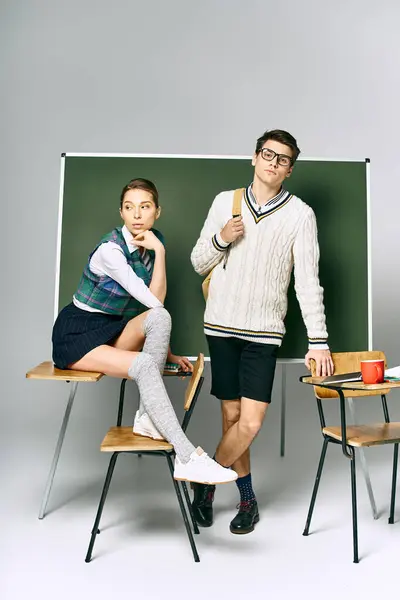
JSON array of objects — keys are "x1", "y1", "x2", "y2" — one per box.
[{"x1": 206, "y1": 335, "x2": 279, "y2": 404}]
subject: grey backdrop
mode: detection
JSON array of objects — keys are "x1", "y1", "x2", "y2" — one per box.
[{"x1": 2, "y1": 1, "x2": 400, "y2": 598}]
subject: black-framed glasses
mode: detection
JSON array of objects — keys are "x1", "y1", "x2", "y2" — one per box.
[{"x1": 259, "y1": 147, "x2": 293, "y2": 167}]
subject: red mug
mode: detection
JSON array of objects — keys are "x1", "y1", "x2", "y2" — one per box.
[{"x1": 360, "y1": 359, "x2": 384, "y2": 384}]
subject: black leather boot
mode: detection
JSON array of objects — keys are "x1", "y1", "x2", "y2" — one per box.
[
  {"x1": 191, "y1": 482, "x2": 216, "y2": 527},
  {"x1": 229, "y1": 500, "x2": 259, "y2": 534}
]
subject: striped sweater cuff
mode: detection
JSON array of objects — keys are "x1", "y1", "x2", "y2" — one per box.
[
  {"x1": 308, "y1": 338, "x2": 329, "y2": 351},
  {"x1": 211, "y1": 233, "x2": 230, "y2": 252}
]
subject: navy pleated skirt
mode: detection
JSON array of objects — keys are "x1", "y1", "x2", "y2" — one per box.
[{"x1": 52, "y1": 303, "x2": 130, "y2": 369}]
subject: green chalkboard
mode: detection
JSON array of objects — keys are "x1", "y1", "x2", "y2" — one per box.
[{"x1": 57, "y1": 155, "x2": 369, "y2": 358}]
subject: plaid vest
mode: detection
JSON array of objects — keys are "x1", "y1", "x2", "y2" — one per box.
[{"x1": 74, "y1": 227, "x2": 164, "y2": 318}]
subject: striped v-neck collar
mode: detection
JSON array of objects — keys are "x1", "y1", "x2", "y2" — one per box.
[{"x1": 245, "y1": 184, "x2": 292, "y2": 223}]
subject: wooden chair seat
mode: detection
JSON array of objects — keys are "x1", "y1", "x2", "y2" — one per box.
[
  {"x1": 101, "y1": 426, "x2": 174, "y2": 452},
  {"x1": 323, "y1": 422, "x2": 400, "y2": 447},
  {"x1": 26, "y1": 361, "x2": 103, "y2": 382}
]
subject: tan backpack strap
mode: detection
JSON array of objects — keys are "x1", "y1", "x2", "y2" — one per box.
[{"x1": 232, "y1": 188, "x2": 244, "y2": 216}]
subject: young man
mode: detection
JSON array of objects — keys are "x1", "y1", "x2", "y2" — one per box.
[{"x1": 190, "y1": 129, "x2": 334, "y2": 534}]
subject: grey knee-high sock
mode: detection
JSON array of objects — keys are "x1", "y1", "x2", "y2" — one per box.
[
  {"x1": 129, "y1": 353, "x2": 195, "y2": 463},
  {"x1": 142, "y1": 307, "x2": 171, "y2": 373},
  {"x1": 138, "y1": 307, "x2": 172, "y2": 417}
]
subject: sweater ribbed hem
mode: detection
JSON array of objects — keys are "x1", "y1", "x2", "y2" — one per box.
[{"x1": 204, "y1": 322, "x2": 284, "y2": 345}]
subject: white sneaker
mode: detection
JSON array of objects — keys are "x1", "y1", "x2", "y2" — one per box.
[
  {"x1": 133, "y1": 411, "x2": 164, "y2": 441},
  {"x1": 174, "y1": 447, "x2": 238, "y2": 484}
]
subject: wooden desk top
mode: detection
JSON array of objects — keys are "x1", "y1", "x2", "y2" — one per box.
[
  {"x1": 26, "y1": 360, "x2": 192, "y2": 382},
  {"x1": 26, "y1": 361, "x2": 104, "y2": 382},
  {"x1": 301, "y1": 375, "x2": 400, "y2": 392}
]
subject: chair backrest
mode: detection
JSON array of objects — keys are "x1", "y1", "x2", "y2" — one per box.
[
  {"x1": 312, "y1": 350, "x2": 390, "y2": 399},
  {"x1": 184, "y1": 353, "x2": 205, "y2": 411}
]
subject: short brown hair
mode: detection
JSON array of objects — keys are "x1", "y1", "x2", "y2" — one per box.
[
  {"x1": 120, "y1": 178, "x2": 159, "y2": 208},
  {"x1": 255, "y1": 129, "x2": 301, "y2": 163}
]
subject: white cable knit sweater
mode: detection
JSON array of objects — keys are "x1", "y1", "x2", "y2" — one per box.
[{"x1": 190, "y1": 187, "x2": 329, "y2": 350}]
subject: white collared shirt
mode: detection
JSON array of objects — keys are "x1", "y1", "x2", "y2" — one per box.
[
  {"x1": 73, "y1": 225, "x2": 162, "y2": 313},
  {"x1": 247, "y1": 183, "x2": 291, "y2": 216}
]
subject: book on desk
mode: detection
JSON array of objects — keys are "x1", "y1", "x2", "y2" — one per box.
[
  {"x1": 321, "y1": 372, "x2": 363, "y2": 384},
  {"x1": 321, "y1": 365, "x2": 400, "y2": 384}
]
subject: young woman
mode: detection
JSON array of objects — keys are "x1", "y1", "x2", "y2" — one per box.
[{"x1": 52, "y1": 178, "x2": 237, "y2": 485}]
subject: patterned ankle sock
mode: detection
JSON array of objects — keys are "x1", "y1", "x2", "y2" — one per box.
[{"x1": 236, "y1": 473, "x2": 256, "y2": 503}]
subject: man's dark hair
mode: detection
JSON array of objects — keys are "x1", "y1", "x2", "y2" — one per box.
[
  {"x1": 255, "y1": 129, "x2": 301, "y2": 163},
  {"x1": 120, "y1": 178, "x2": 159, "y2": 208}
]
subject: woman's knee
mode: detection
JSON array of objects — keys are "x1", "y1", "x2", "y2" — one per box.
[
  {"x1": 145, "y1": 306, "x2": 172, "y2": 331},
  {"x1": 129, "y1": 351, "x2": 158, "y2": 378}
]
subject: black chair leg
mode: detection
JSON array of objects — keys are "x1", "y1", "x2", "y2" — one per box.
[
  {"x1": 350, "y1": 448, "x2": 359, "y2": 563},
  {"x1": 85, "y1": 452, "x2": 119, "y2": 563},
  {"x1": 166, "y1": 454, "x2": 200, "y2": 562},
  {"x1": 388, "y1": 443, "x2": 399, "y2": 525},
  {"x1": 303, "y1": 438, "x2": 329, "y2": 536},
  {"x1": 181, "y1": 481, "x2": 200, "y2": 534}
]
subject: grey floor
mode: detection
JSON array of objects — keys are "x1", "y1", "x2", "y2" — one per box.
[{"x1": 3, "y1": 364, "x2": 400, "y2": 600}]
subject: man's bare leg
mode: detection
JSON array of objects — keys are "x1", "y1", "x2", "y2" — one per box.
[
  {"x1": 216, "y1": 398, "x2": 268, "y2": 468},
  {"x1": 191, "y1": 397, "x2": 268, "y2": 529},
  {"x1": 190, "y1": 399, "x2": 243, "y2": 528},
  {"x1": 215, "y1": 397, "x2": 268, "y2": 534},
  {"x1": 219, "y1": 400, "x2": 250, "y2": 478}
]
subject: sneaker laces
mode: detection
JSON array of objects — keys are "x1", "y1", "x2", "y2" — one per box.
[
  {"x1": 198, "y1": 453, "x2": 230, "y2": 472},
  {"x1": 196, "y1": 451, "x2": 209, "y2": 462},
  {"x1": 196, "y1": 452, "x2": 219, "y2": 468}
]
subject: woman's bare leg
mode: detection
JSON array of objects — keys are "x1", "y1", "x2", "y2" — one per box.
[
  {"x1": 112, "y1": 308, "x2": 171, "y2": 370},
  {"x1": 111, "y1": 311, "x2": 150, "y2": 351},
  {"x1": 70, "y1": 345, "x2": 139, "y2": 377}
]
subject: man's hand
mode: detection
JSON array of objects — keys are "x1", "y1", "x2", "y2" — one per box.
[
  {"x1": 220, "y1": 216, "x2": 244, "y2": 244},
  {"x1": 167, "y1": 352, "x2": 193, "y2": 373},
  {"x1": 305, "y1": 349, "x2": 334, "y2": 377}
]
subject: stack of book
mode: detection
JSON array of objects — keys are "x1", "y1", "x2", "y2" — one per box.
[{"x1": 164, "y1": 362, "x2": 182, "y2": 374}]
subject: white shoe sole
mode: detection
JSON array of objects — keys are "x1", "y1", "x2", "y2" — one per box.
[
  {"x1": 174, "y1": 475, "x2": 237, "y2": 484},
  {"x1": 132, "y1": 427, "x2": 164, "y2": 441}
]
